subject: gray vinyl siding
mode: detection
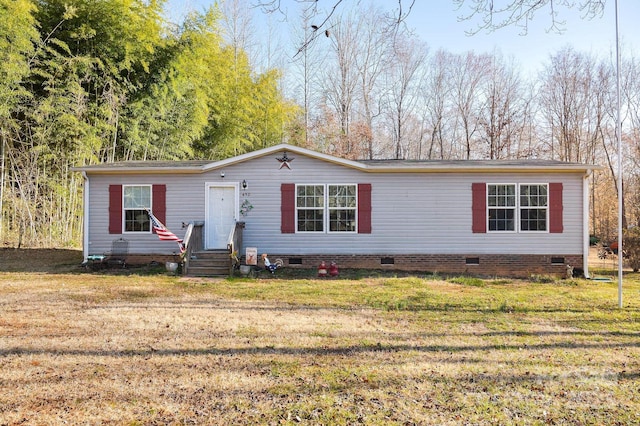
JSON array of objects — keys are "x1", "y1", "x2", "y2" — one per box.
[{"x1": 85, "y1": 153, "x2": 585, "y2": 257}]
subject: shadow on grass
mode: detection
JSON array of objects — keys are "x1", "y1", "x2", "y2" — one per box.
[
  {"x1": 0, "y1": 248, "x2": 84, "y2": 273},
  {"x1": 0, "y1": 248, "x2": 173, "y2": 276},
  {"x1": 94, "y1": 299, "x2": 640, "y2": 315},
  {"x1": 3, "y1": 338, "x2": 640, "y2": 359}
]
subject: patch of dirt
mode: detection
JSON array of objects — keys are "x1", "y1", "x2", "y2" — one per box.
[{"x1": 0, "y1": 248, "x2": 83, "y2": 272}]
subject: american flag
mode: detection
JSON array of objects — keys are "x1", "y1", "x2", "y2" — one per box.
[{"x1": 147, "y1": 210, "x2": 185, "y2": 253}]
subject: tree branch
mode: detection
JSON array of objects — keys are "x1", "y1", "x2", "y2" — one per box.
[
  {"x1": 453, "y1": 0, "x2": 607, "y2": 35},
  {"x1": 251, "y1": 0, "x2": 417, "y2": 56}
]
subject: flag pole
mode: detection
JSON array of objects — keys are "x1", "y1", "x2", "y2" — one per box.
[{"x1": 615, "y1": 0, "x2": 623, "y2": 308}]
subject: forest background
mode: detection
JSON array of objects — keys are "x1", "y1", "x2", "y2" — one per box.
[{"x1": 0, "y1": 0, "x2": 638, "y2": 248}]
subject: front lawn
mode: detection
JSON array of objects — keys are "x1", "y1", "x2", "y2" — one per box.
[{"x1": 1, "y1": 250, "x2": 638, "y2": 424}]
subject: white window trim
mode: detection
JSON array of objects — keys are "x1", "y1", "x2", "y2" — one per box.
[
  {"x1": 486, "y1": 183, "x2": 549, "y2": 234},
  {"x1": 327, "y1": 184, "x2": 358, "y2": 234},
  {"x1": 122, "y1": 184, "x2": 152, "y2": 234},
  {"x1": 518, "y1": 183, "x2": 550, "y2": 234},
  {"x1": 295, "y1": 183, "x2": 325, "y2": 233},
  {"x1": 295, "y1": 183, "x2": 358, "y2": 234},
  {"x1": 487, "y1": 183, "x2": 517, "y2": 233}
]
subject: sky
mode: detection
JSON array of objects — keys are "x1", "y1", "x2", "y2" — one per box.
[
  {"x1": 402, "y1": 1, "x2": 639, "y2": 74},
  {"x1": 164, "y1": 0, "x2": 639, "y2": 74}
]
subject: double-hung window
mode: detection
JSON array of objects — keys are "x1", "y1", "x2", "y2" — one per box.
[
  {"x1": 487, "y1": 184, "x2": 548, "y2": 232},
  {"x1": 488, "y1": 184, "x2": 516, "y2": 231},
  {"x1": 328, "y1": 185, "x2": 356, "y2": 232},
  {"x1": 123, "y1": 185, "x2": 151, "y2": 232},
  {"x1": 296, "y1": 184, "x2": 357, "y2": 233},
  {"x1": 520, "y1": 184, "x2": 548, "y2": 231},
  {"x1": 297, "y1": 185, "x2": 325, "y2": 232}
]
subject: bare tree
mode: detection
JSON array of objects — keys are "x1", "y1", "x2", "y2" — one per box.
[
  {"x1": 450, "y1": 52, "x2": 491, "y2": 159},
  {"x1": 477, "y1": 52, "x2": 527, "y2": 159},
  {"x1": 625, "y1": 55, "x2": 640, "y2": 224},
  {"x1": 253, "y1": 0, "x2": 416, "y2": 53},
  {"x1": 599, "y1": 49, "x2": 640, "y2": 231},
  {"x1": 321, "y1": 11, "x2": 360, "y2": 156},
  {"x1": 538, "y1": 47, "x2": 605, "y2": 162},
  {"x1": 622, "y1": 52, "x2": 640, "y2": 220},
  {"x1": 538, "y1": 47, "x2": 626, "y2": 233},
  {"x1": 255, "y1": 1, "x2": 609, "y2": 44},
  {"x1": 426, "y1": 50, "x2": 456, "y2": 159},
  {"x1": 352, "y1": 5, "x2": 391, "y2": 159},
  {"x1": 454, "y1": 0, "x2": 607, "y2": 34},
  {"x1": 221, "y1": 0, "x2": 257, "y2": 66},
  {"x1": 511, "y1": 80, "x2": 538, "y2": 158},
  {"x1": 382, "y1": 34, "x2": 428, "y2": 159},
  {"x1": 288, "y1": 4, "x2": 325, "y2": 146}
]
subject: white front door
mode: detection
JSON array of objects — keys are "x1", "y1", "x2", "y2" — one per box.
[{"x1": 206, "y1": 185, "x2": 237, "y2": 249}]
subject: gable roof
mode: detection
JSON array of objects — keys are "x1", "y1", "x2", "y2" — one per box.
[{"x1": 74, "y1": 143, "x2": 601, "y2": 175}]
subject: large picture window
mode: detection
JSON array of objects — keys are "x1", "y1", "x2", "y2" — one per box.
[
  {"x1": 487, "y1": 184, "x2": 548, "y2": 232},
  {"x1": 296, "y1": 184, "x2": 357, "y2": 233},
  {"x1": 123, "y1": 185, "x2": 151, "y2": 232}
]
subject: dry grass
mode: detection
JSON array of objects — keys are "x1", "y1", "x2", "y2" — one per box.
[{"x1": 1, "y1": 249, "x2": 640, "y2": 425}]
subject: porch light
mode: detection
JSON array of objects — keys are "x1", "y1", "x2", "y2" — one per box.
[
  {"x1": 220, "y1": 171, "x2": 225, "y2": 178},
  {"x1": 242, "y1": 179, "x2": 247, "y2": 189}
]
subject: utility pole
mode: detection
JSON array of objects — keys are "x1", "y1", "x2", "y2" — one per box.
[{"x1": 615, "y1": 0, "x2": 623, "y2": 308}]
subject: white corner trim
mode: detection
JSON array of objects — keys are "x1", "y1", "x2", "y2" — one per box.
[{"x1": 82, "y1": 171, "x2": 89, "y2": 261}]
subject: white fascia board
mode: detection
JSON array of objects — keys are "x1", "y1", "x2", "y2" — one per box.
[
  {"x1": 362, "y1": 164, "x2": 602, "y2": 175},
  {"x1": 77, "y1": 168, "x2": 205, "y2": 175},
  {"x1": 201, "y1": 144, "x2": 368, "y2": 171}
]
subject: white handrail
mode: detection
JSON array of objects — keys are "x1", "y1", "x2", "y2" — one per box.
[{"x1": 182, "y1": 222, "x2": 194, "y2": 253}]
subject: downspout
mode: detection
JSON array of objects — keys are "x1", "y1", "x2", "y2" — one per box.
[
  {"x1": 82, "y1": 171, "x2": 90, "y2": 262},
  {"x1": 583, "y1": 170, "x2": 593, "y2": 279}
]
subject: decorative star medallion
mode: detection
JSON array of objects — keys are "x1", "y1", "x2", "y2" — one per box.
[{"x1": 276, "y1": 152, "x2": 294, "y2": 169}]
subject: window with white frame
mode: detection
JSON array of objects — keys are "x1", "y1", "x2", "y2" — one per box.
[
  {"x1": 487, "y1": 184, "x2": 548, "y2": 232},
  {"x1": 123, "y1": 185, "x2": 151, "y2": 232},
  {"x1": 488, "y1": 184, "x2": 516, "y2": 231},
  {"x1": 520, "y1": 184, "x2": 548, "y2": 231},
  {"x1": 296, "y1": 184, "x2": 357, "y2": 233},
  {"x1": 297, "y1": 185, "x2": 324, "y2": 232},
  {"x1": 328, "y1": 185, "x2": 356, "y2": 232}
]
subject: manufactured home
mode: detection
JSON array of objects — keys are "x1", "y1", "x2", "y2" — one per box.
[{"x1": 76, "y1": 144, "x2": 599, "y2": 278}]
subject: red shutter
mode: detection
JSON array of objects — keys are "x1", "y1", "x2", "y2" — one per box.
[
  {"x1": 358, "y1": 183, "x2": 372, "y2": 234},
  {"x1": 281, "y1": 183, "x2": 295, "y2": 233},
  {"x1": 152, "y1": 185, "x2": 167, "y2": 230},
  {"x1": 549, "y1": 182, "x2": 563, "y2": 233},
  {"x1": 108, "y1": 185, "x2": 122, "y2": 234},
  {"x1": 472, "y1": 183, "x2": 486, "y2": 233}
]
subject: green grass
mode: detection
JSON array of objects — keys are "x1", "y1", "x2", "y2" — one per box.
[
  {"x1": 1, "y1": 249, "x2": 640, "y2": 424},
  {"x1": 448, "y1": 276, "x2": 486, "y2": 287}
]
